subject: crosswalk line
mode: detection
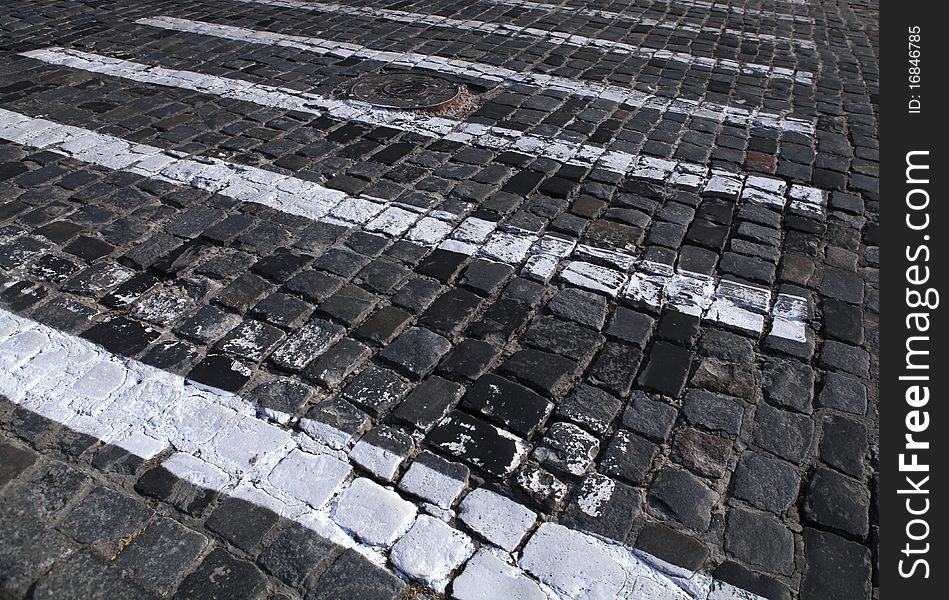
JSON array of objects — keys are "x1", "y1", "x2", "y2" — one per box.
[
  {"x1": 586, "y1": 0, "x2": 816, "y2": 23},
  {"x1": 0, "y1": 107, "x2": 809, "y2": 340},
  {"x1": 20, "y1": 47, "x2": 828, "y2": 211},
  {"x1": 136, "y1": 15, "x2": 815, "y2": 135},
  {"x1": 232, "y1": 0, "x2": 814, "y2": 84},
  {"x1": 476, "y1": 0, "x2": 816, "y2": 49},
  {"x1": 0, "y1": 306, "x2": 770, "y2": 598}
]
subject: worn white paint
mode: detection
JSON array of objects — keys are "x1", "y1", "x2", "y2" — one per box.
[
  {"x1": 768, "y1": 292, "x2": 809, "y2": 342},
  {"x1": 234, "y1": 0, "x2": 813, "y2": 83},
  {"x1": 706, "y1": 278, "x2": 772, "y2": 333},
  {"x1": 138, "y1": 13, "x2": 818, "y2": 116}
]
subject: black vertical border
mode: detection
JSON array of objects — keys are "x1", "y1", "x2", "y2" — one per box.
[{"x1": 880, "y1": 1, "x2": 945, "y2": 598}]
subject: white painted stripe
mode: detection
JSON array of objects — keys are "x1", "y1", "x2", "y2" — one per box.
[
  {"x1": 18, "y1": 47, "x2": 828, "y2": 214},
  {"x1": 234, "y1": 0, "x2": 814, "y2": 83},
  {"x1": 480, "y1": 0, "x2": 816, "y2": 49},
  {"x1": 0, "y1": 309, "x2": 768, "y2": 599},
  {"x1": 136, "y1": 15, "x2": 814, "y2": 134},
  {"x1": 0, "y1": 108, "x2": 812, "y2": 340},
  {"x1": 613, "y1": 0, "x2": 815, "y2": 23}
]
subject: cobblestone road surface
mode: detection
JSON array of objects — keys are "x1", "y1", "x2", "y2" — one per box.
[{"x1": 0, "y1": 0, "x2": 878, "y2": 598}]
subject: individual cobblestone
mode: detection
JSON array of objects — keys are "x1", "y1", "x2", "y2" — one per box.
[{"x1": 332, "y1": 478, "x2": 417, "y2": 547}]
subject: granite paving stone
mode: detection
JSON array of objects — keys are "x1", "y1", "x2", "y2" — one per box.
[
  {"x1": 800, "y1": 528, "x2": 872, "y2": 600},
  {"x1": 31, "y1": 550, "x2": 156, "y2": 600},
  {"x1": 428, "y1": 411, "x2": 528, "y2": 478},
  {"x1": 174, "y1": 549, "x2": 268, "y2": 600},
  {"x1": 461, "y1": 373, "x2": 553, "y2": 438},
  {"x1": 533, "y1": 421, "x2": 600, "y2": 477},
  {"x1": 731, "y1": 451, "x2": 802, "y2": 515},
  {"x1": 637, "y1": 341, "x2": 693, "y2": 398},
  {"x1": 752, "y1": 403, "x2": 815, "y2": 464},
  {"x1": 308, "y1": 549, "x2": 406, "y2": 600},
  {"x1": 205, "y1": 497, "x2": 280, "y2": 553},
  {"x1": 378, "y1": 326, "x2": 452, "y2": 377},
  {"x1": 802, "y1": 467, "x2": 871, "y2": 537},
  {"x1": 724, "y1": 507, "x2": 796, "y2": 576},
  {"x1": 259, "y1": 522, "x2": 339, "y2": 587},
  {"x1": 647, "y1": 467, "x2": 718, "y2": 532},
  {"x1": 391, "y1": 375, "x2": 464, "y2": 433},
  {"x1": 621, "y1": 391, "x2": 678, "y2": 443},
  {"x1": 113, "y1": 518, "x2": 207, "y2": 595},
  {"x1": 500, "y1": 349, "x2": 581, "y2": 397},
  {"x1": 819, "y1": 414, "x2": 869, "y2": 478},
  {"x1": 302, "y1": 337, "x2": 370, "y2": 388},
  {"x1": 672, "y1": 427, "x2": 734, "y2": 479},
  {"x1": 681, "y1": 389, "x2": 745, "y2": 436},
  {"x1": 561, "y1": 473, "x2": 641, "y2": 542},
  {"x1": 340, "y1": 365, "x2": 410, "y2": 417}
]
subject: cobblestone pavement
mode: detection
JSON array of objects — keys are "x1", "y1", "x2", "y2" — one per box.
[{"x1": 0, "y1": 0, "x2": 879, "y2": 598}]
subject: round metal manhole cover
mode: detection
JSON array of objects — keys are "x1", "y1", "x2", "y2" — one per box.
[{"x1": 350, "y1": 72, "x2": 463, "y2": 110}]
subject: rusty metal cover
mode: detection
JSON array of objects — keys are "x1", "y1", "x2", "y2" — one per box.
[{"x1": 350, "y1": 72, "x2": 462, "y2": 110}]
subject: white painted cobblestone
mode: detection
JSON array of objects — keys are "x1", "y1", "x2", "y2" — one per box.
[
  {"x1": 453, "y1": 550, "x2": 551, "y2": 600},
  {"x1": 788, "y1": 184, "x2": 829, "y2": 214},
  {"x1": 348, "y1": 439, "x2": 405, "y2": 482},
  {"x1": 297, "y1": 413, "x2": 357, "y2": 450},
  {"x1": 389, "y1": 515, "x2": 475, "y2": 592},
  {"x1": 706, "y1": 279, "x2": 773, "y2": 333},
  {"x1": 208, "y1": 415, "x2": 294, "y2": 473},
  {"x1": 19, "y1": 47, "x2": 816, "y2": 196},
  {"x1": 332, "y1": 478, "x2": 417, "y2": 547},
  {"x1": 559, "y1": 262, "x2": 628, "y2": 297},
  {"x1": 519, "y1": 523, "x2": 693, "y2": 600},
  {"x1": 0, "y1": 109, "x2": 817, "y2": 335},
  {"x1": 267, "y1": 449, "x2": 352, "y2": 509},
  {"x1": 71, "y1": 359, "x2": 127, "y2": 402},
  {"x1": 459, "y1": 488, "x2": 537, "y2": 552},
  {"x1": 162, "y1": 452, "x2": 231, "y2": 492},
  {"x1": 398, "y1": 455, "x2": 468, "y2": 509},
  {"x1": 646, "y1": 0, "x2": 815, "y2": 23},
  {"x1": 768, "y1": 292, "x2": 809, "y2": 342},
  {"x1": 112, "y1": 431, "x2": 166, "y2": 460}
]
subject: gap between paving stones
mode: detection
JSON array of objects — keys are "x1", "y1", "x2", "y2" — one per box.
[
  {"x1": 0, "y1": 307, "x2": 766, "y2": 600},
  {"x1": 0, "y1": 107, "x2": 812, "y2": 341}
]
